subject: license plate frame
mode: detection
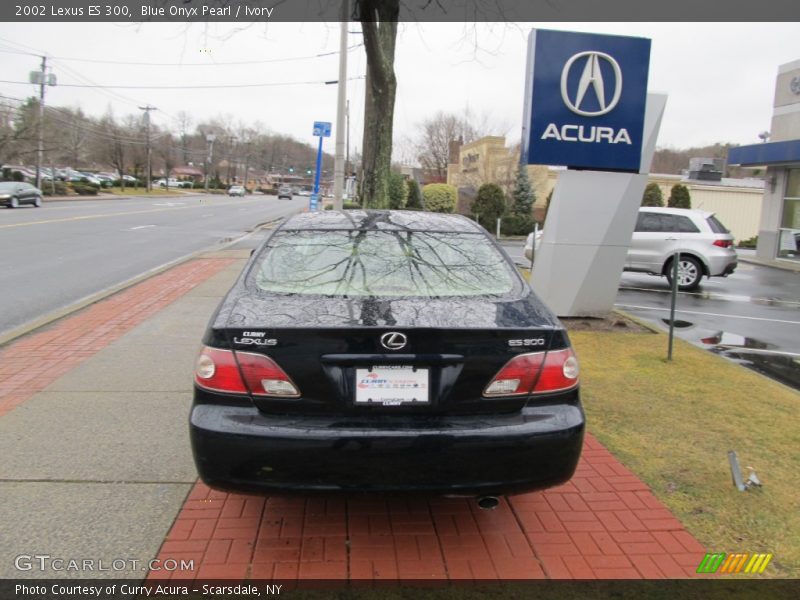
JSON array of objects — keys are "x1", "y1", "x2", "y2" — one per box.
[{"x1": 355, "y1": 366, "x2": 429, "y2": 406}]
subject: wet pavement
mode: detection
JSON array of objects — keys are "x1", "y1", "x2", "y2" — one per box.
[{"x1": 501, "y1": 240, "x2": 800, "y2": 391}]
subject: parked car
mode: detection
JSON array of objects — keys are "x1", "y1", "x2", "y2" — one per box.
[
  {"x1": 1, "y1": 181, "x2": 43, "y2": 208},
  {"x1": 155, "y1": 178, "x2": 189, "y2": 188},
  {"x1": 625, "y1": 207, "x2": 737, "y2": 291},
  {"x1": 190, "y1": 210, "x2": 584, "y2": 495},
  {"x1": 228, "y1": 185, "x2": 246, "y2": 197},
  {"x1": 277, "y1": 185, "x2": 293, "y2": 200},
  {"x1": 525, "y1": 207, "x2": 737, "y2": 291}
]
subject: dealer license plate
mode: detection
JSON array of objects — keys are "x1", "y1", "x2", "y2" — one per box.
[{"x1": 355, "y1": 366, "x2": 429, "y2": 406}]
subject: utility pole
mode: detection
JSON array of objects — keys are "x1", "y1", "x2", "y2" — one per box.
[
  {"x1": 333, "y1": 0, "x2": 348, "y2": 210},
  {"x1": 204, "y1": 133, "x2": 216, "y2": 193},
  {"x1": 139, "y1": 105, "x2": 157, "y2": 192},
  {"x1": 30, "y1": 56, "x2": 55, "y2": 190},
  {"x1": 346, "y1": 99, "x2": 350, "y2": 199}
]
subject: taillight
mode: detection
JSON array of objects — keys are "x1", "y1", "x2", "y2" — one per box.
[
  {"x1": 713, "y1": 239, "x2": 733, "y2": 248},
  {"x1": 194, "y1": 347, "x2": 300, "y2": 398},
  {"x1": 194, "y1": 347, "x2": 248, "y2": 394},
  {"x1": 236, "y1": 351, "x2": 301, "y2": 398},
  {"x1": 484, "y1": 349, "x2": 579, "y2": 397}
]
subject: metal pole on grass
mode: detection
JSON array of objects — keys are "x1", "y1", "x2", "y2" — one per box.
[{"x1": 667, "y1": 251, "x2": 680, "y2": 361}]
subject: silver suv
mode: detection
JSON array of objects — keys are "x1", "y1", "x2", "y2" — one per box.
[
  {"x1": 524, "y1": 207, "x2": 737, "y2": 291},
  {"x1": 625, "y1": 207, "x2": 737, "y2": 291}
]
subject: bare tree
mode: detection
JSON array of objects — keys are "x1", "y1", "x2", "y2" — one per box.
[
  {"x1": 413, "y1": 110, "x2": 488, "y2": 181},
  {"x1": 358, "y1": 0, "x2": 399, "y2": 208}
]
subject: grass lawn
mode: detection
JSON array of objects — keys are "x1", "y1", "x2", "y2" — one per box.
[
  {"x1": 571, "y1": 327, "x2": 800, "y2": 578},
  {"x1": 106, "y1": 187, "x2": 188, "y2": 196}
]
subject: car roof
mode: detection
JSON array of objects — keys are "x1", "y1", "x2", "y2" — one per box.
[
  {"x1": 280, "y1": 210, "x2": 484, "y2": 233},
  {"x1": 639, "y1": 206, "x2": 713, "y2": 219}
]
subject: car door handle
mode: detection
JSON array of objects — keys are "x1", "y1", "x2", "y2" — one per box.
[{"x1": 666, "y1": 237, "x2": 678, "y2": 241}]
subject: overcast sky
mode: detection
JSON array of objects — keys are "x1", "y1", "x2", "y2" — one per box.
[{"x1": 0, "y1": 21, "x2": 797, "y2": 163}]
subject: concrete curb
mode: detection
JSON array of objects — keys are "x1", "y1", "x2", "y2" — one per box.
[
  {"x1": 738, "y1": 255, "x2": 800, "y2": 273},
  {"x1": 613, "y1": 309, "x2": 664, "y2": 334},
  {"x1": 0, "y1": 218, "x2": 280, "y2": 348}
]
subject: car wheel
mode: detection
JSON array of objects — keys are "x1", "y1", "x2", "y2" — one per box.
[
  {"x1": 666, "y1": 255, "x2": 703, "y2": 291},
  {"x1": 9, "y1": 196, "x2": 19, "y2": 209},
  {"x1": 34, "y1": 195, "x2": 42, "y2": 207}
]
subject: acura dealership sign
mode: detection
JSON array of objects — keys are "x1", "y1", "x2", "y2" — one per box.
[{"x1": 522, "y1": 29, "x2": 651, "y2": 172}]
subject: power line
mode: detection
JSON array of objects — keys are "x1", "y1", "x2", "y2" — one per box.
[
  {"x1": 44, "y1": 44, "x2": 365, "y2": 67},
  {"x1": 0, "y1": 77, "x2": 366, "y2": 90}
]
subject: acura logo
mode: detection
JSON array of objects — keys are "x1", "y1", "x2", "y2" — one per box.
[
  {"x1": 561, "y1": 51, "x2": 623, "y2": 117},
  {"x1": 380, "y1": 332, "x2": 407, "y2": 351}
]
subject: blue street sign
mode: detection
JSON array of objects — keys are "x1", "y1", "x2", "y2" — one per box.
[
  {"x1": 313, "y1": 121, "x2": 332, "y2": 138},
  {"x1": 522, "y1": 29, "x2": 651, "y2": 172},
  {"x1": 309, "y1": 193, "x2": 320, "y2": 212}
]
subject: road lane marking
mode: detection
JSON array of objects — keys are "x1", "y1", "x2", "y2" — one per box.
[
  {"x1": 615, "y1": 304, "x2": 800, "y2": 326},
  {"x1": 0, "y1": 197, "x2": 299, "y2": 231},
  {"x1": 714, "y1": 346, "x2": 800, "y2": 358},
  {"x1": 619, "y1": 286, "x2": 800, "y2": 307},
  {"x1": 0, "y1": 207, "x2": 184, "y2": 229}
]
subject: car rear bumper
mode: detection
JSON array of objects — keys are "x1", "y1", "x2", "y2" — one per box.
[
  {"x1": 190, "y1": 401, "x2": 585, "y2": 495},
  {"x1": 708, "y1": 253, "x2": 737, "y2": 277}
]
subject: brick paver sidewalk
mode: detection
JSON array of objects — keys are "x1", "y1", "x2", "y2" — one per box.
[
  {"x1": 150, "y1": 434, "x2": 706, "y2": 581},
  {"x1": 0, "y1": 257, "x2": 234, "y2": 417},
  {"x1": 0, "y1": 254, "x2": 708, "y2": 581}
]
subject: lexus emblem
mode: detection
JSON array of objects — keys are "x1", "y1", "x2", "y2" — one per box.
[
  {"x1": 380, "y1": 332, "x2": 407, "y2": 351},
  {"x1": 560, "y1": 51, "x2": 623, "y2": 117}
]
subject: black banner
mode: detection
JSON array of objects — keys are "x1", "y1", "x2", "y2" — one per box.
[
  {"x1": 1, "y1": 0, "x2": 797, "y2": 23},
  {"x1": 2, "y1": 579, "x2": 800, "y2": 600}
]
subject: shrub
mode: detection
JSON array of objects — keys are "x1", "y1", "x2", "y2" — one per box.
[
  {"x1": 42, "y1": 181, "x2": 69, "y2": 196},
  {"x1": 113, "y1": 179, "x2": 140, "y2": 187},
  {"x1": 668, "y1": 183, "x2": 691, "y2": 209},
  {"x1": 405, "y1": 179, "x2": 423, "y2": 210},
  {"x1": 343, "y1": 201, "x2": 361, "y2": 210},
  {"x1": 422, "y1": 183, "x2": 457, "y2": 213},
  {"x1": 501, "y1": 214, "x2": 537, "y2": 236},
  {"x1": 641, "y1": 182, "x2": 664, "y2": 207},
  {"x1": 387, "y1": 172, "x2": 408, "y2": 209},
  {"x1": 70, "y1": 182, "x2": 100, "y2": 195},
  {"x1": 470, "y1": 183, "x2": 506, "y2": 230},
  {"x1": 738, "y1": 235, "x2": 758, "y2": 249}
]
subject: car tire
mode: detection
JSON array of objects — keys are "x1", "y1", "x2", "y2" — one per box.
[
  {"x1": 10, "y1": 196, "x2": 19, "y2": 209},
  {"x1": 666, "y1": 255, "x2": 703, "y2": 291},
  {"x1": 34, "y1": 195, "x2": 42, "y2": 207}
]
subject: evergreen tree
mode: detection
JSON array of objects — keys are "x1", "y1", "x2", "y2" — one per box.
[
  {"x1": 641, "y1": 183, "x2": 664, "y2": 207},
  {"x1": 511, "y1": 164, "x2": 536, "y2": 217},
  {"x1": 668, "y1": 183, "x2": 691, "y2": 209}
]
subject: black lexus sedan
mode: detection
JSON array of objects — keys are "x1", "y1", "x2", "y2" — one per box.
[{"x1": 190, "y1": 210, "x2": 584, "y2": 495}]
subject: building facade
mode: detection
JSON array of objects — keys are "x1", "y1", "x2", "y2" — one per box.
[
  {"x1": 728, "y1": 58, "x2": 800, "y2": 262},
  {"x1": 448, "y1": 135, "x2": 764, "y2": 240}
]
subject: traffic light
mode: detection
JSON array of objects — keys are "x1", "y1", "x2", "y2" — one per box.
[
  {"x1": 306, "y1": 168, "x2": 312, "y2": 175},
  {"x1": 288, "y1": 167, "x2": 294, "y2": 173}
]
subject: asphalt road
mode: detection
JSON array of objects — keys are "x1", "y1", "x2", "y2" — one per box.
[
  {"x1": 501, "y1": 239, "x2": 800, "y2": 390},
  {"x1": 0, "y1": 192, "x2": 305, "y2": 339}
]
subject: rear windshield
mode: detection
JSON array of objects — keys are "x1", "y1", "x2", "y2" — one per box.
[
  {"x1": 706, "y1": 215, "x2": 730, "y2": 234},
  {"x1": 253, "y1": 230, "x2": 517, "y2": 298}
]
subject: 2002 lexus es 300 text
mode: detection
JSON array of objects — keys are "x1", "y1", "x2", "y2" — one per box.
[{"x1": 190, "y1": 210, "x2": 584, "y2": 495}]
